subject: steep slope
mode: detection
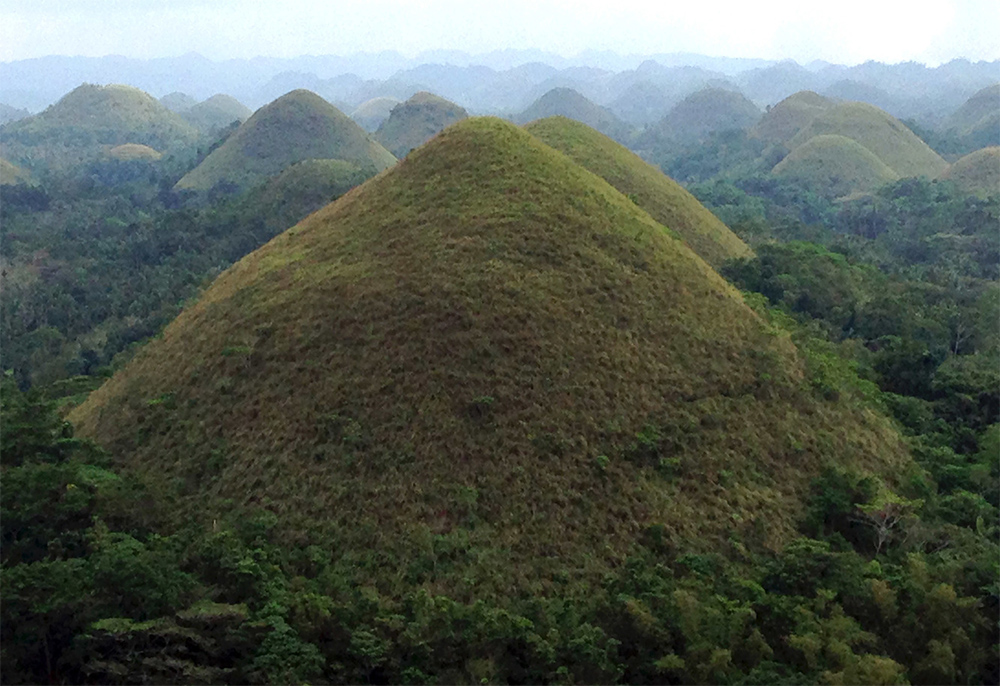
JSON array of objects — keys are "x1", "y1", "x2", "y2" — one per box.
[
  {"x1": 73, "y1": 118, "x2": 910, "y2": 596},
  {"x1": 525, "y1": 116, "x2": 752, "y2": 267},
  {"x1": 941, "y1": 146, "x2": 1000, "y2": 196},
  {"x1": 772, "y1": 134, "x2": 900, "y2": 198},
  {"x1": 944, "y1": 84, "x2": 1000, "y2": 135},
  {"x1": 517, "y1": 87, "x2": 632, "y2": 143},
  {"x1": 180, "y1": 94, "x2": 252, "y2": 134},
  {"x1": 658, "y1": 87, "x2": 761, "y2": 142},
  {"x1": 174, "y1": 89, "x2": 395, "y2": 192},
  {"x1": 788, "y1": 101, "x2": 948, "y2": 178},
  {"x1": 0, "y1": 84, "x2": 199, "y2": 170},
  {"x1": 751, "y1": 91, "x2": 834, "y2": 145},
  {"x1": 351, "y1": 96, "x2": 401, "y2": 132},
  {"x1": 375, "y1": 91, "x2": 468, "y2": 158}
]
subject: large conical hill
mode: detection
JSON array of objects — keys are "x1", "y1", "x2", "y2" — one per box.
[
  {"x1": 944, "y1": 84, "x2": 1000, "y2": 135},
  {"x1": 351, "y1": 96, "x2": 401, "y2": 132},
  {"x1": 772, "y1": 134, "x2": 900, "y2": 198},
  {"x1": 658, "y1": 87, "x2": 761, "y2": 142},
  {"x1": 525, "y1": 116, "x2": 752, "y2": 267},
  {"x1": 375, "y1": 91, "x2": 468, "y2": 158},
  {"x1": 788, "y1": 101, "x2": 948, "y2": 179},
  {"x1": 0, "y1": 83, "x2": 199, "y2": 170},
  {"x1": 174, "y1": 89, "x2": 395, "y2": 192},
  {"x1": 72, "y1": 117, "x2": 910, "y2": 596},
  {"x1": 751, "y1": 91, "x2": 834, "y2": 144},
  {"x1": 940, "y1": 146, "x2": 1000, "y2": 196},
  {"x1": 517, "y1": 87, "x2": 632, "y2": 143}
]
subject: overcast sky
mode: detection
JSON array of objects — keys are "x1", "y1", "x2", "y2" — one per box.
[{"x1": 2, "y1": 0, "x2": 998, "y2": 66}]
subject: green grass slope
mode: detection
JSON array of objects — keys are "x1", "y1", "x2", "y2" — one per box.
[
  {"x1": 517, "y1": 87, "x2": 632, "y2": 143},
  {"x1": 941, "y1": 146, "x2": 1000, "y2": 196},
  {"x1": 788, "y1": 101, "x2": 948, "y2": 179},
  {"x1": 375, "y1": 91, "x2": 468, "y2": 158},
  {"x1": 772, "y1": 134, "x2": 901, "y2": 198},
  {"x1": 751, "y1": 91, "x2": 834, "y2": 144},
  {"x1": 174, "y1": 89, "x2": 395, "y2": 192},
  {"x1": 351, "y1": 96, "x2": 401, "y2": 132},
  {"x1": 0, "y1": 84, "x2": 199, "y2": 170},
  {"x1": 181, "y1": 94, "x2": 252, "y2": 134},
  {"x1": 658, "y1": 87, "x2": 761, "y2": 142},
  {"x1": 107, "y1": 143, "x2": 163, "y2": 161},
  {"x1": 525, "y1": 116, "x2": 752, "y2": 267},
  {"x1": 72, "y1": 117, "x2": 910, "y2": 597},
  {"x1": 945, "y1": 84, "x2": 1000, "y2": 135}
]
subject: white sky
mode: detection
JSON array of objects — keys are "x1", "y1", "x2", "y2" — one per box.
[{"x1": 2, "y1": 0, "x2": 998, "y2": 65}]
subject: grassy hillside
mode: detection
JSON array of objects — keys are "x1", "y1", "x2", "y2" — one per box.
[
  {"x1": 159, "y1": 92, "x2": 198, "y2": 112},
  {"x1": 375, "y1": 91, "x2": 468, "y2": 158},
  {"x1": 351, "y1": 96, "x2": 401, "y2": 132},
  {"x1": 658, "y1": 87, "x2": 761, "y2": 142},
  {"x1": 107, "y1": 143, "x2": 162, "y2": 161},
  {"x1": 72, "y1": 117, "x2": 910, "y2": 598},
  {"x1": 525, "y1": 116, "x2": 752, "y2": 267},
  {"x1": 788, "y1": 101, "x2": 948, "y2": 179},
  {"x1": 751, "y1": 90, "x2": 834, "y2": 144},
  {"x1": 180, "y1": 94, "x2": 252, "y2": 134},
  {"x1": 0, "y1": 84, "x2": 200, "y2": 170},
  {"x1": 517, "y1": 87, "x2": 632, "y2": 143},
  {"x1": 945, "y1": 83, "x2": 1000, "y2": 135},
  {"x1": 941, "y1": 146, "x2": 1000, "y2": 196},
  {"x1": 174, "y1": 89, "x2": 395, "y2": 192},
  {"x1": 772, "y1": 134, "x2": 901, "y2": 198}
]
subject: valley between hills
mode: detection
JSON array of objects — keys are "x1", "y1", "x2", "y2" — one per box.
[{"x1": 1, "y1": 55, "x2": 998, "y2": 684}]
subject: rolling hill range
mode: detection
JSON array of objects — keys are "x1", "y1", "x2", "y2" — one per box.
[
  {"x1": 772, "y1": 134, "x2": 901, "y2": 198},
  {"x1": 657, "y1": 87, "x2": 761, "y2": 142},
  {"x1": 174, "y1": 89, "x2": 395, "y2": 192},
  {"x1": 0, "y1": 83, "x2": 200, "y2": 170},
  {"x1": 524, "y1": 116, "x2": 752, "y2": 267},
  {"x1": 180, "y1": 94, "x2": 252, "y2": 134},
  {"x1": 751, "y1": 91, "x2": 834, "y2": 145},
  {"x1": 787, "y1": 101, "x2": 948, "y2": 179},
  {"x1": 944, "y1": 83, "x2": 1000, "y2": 135},
  {"x1": 375, "y1": 91, "x2": 468, "y2": 158},
  {"x1": 72, "y1": 117, "x2": 910, "y2": 597},
  {"x1": 516, "y1": 87, "x2": 632, "y2": 143},
  {"x1": 350, "y1": 96, "x2": 400, "y2": 131},
  {"x1": 941, "y1": 146, "x2": 1000, "y2": 196}
]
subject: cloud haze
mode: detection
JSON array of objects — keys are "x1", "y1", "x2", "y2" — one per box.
[{"x1": 2, "y1": 0, "x2": 998, "y2": 65}]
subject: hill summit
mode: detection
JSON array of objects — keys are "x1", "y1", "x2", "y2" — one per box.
[
  {"x1": 658, "y1": 87, "x2": 761, "y2": 142},
  {"x1": 941, "y1": 146, "x2": 1000, "y2": 196},
  {"x1": 525, "y1": 116, "x2": 752, "y2": 267},
  {"x1": 375, "y1": 91, "x2": 468, "y2": 158},
  {"x1": 174, "y1": 89, "x2": 395, "y2": 192},
  {"x1": 72, "y1": 118, "x2": 909, "y2": 596},
  {"x1": 517, "y1": 87, "x2": 632, "y2": 143}
]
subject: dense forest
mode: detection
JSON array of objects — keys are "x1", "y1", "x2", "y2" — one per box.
[{"x1": 1, "y1": 70, "x2": 998, "y2": 685}]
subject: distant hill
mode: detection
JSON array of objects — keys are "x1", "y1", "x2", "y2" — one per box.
[
  {"x1": 772, "y1": 134, "x2": 900, "y2": 198},
  {"x1": 174, "y1": 89, "x2": 395, "y2": 192},
  {"x1": 941, "y1": 146, "x2": 1000, "y2": 196},
  {"x1": 0, "y1": 84, "x2": 200, "y2": 170},
  {"x1": 350, "y1": 96, "x2": 401, "y2": 132},
  {"x1": 106, "y1": 143, "x2": 163, "y2": 161},
  {"x1": 516, "y1": 87, "x2": 632, "y2": 143},
  {"x1": 944, "y1": 84, "x2": 1000, "y2": 135},
  {"x1": 159, "y1": 92, "x2": 198, "y2": 112},
  {"x1": 607, "y1": 81, "x2": 675, "y2": 126},
  {"x1": 752, "y1": 91, "x2": 835, "y2": 144},
  {"x1": 0, "y1": 103, "x2": 30, "y2": 126},
  {"x1": 180, "y1": 94, "x2": 252, "y2": 134},
  {"x1": 788, "y1": 101, "x2": 949, "y2": 179},
  {"x1": 72, "y1": 117, "x2": 910, "y2": 596},
  {"x1": 657, "y1": 87, "x2": 761, "y2": 142},
  {"x1": 375, "y1": 91, "x2": 468, "y2": 158},
  {"x1": 525, "y1": 116, "x2": 752, "y2": 267}
]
